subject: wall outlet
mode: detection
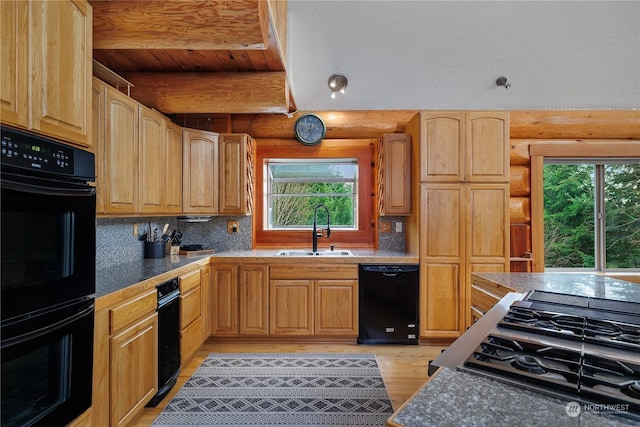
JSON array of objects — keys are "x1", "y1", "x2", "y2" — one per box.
[
  {"x1": 395, "y1": 221, "x2": 403, "y2": 233},
  {"x1": 133, "y1": 223, "x2": 138, "y2": 237},
  {"x1": 227, "y1": 220, "x2": 239, "y2": 234},
  {"x1": 380, "y1": 221, "x2": 391, "y2": 233}
]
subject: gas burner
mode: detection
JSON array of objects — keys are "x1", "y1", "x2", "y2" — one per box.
[
  {"x1": 510, "y1": 355, "x2": 546, "y2": 375},
  {"x1": 622, "y1": 382, "x2": 640, "y2": 399}
]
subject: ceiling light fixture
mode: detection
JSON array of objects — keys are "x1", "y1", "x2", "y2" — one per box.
[
  {"x1": 496, "y1": 76, "x2": 511, "y2": 89},
  {"x1": 328, "y1": 74, "x2": 348, "y2": 98}
]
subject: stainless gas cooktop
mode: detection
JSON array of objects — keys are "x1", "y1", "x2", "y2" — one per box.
[{"x1": 431, "y1": 290, "x2": 640, "y2": 421}]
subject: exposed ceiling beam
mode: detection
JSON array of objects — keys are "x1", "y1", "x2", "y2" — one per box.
[
  {"x1": 124, "y1": 72, "x2": 289, "y2": 114},
  {"x1": 91, "y1": 0, "x2": 269, "y2": 50}
]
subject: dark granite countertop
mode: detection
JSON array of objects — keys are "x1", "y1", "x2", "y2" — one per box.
[
  {"x1": 389, "y1": 368, "x2": 638, "y2": 427},
  {"x1": 390, "y1": 273, "x2": 640, "y2": 426},
  {"x1": 95, "y1": 254, "x2": 210, "y2": 299},
  {"x1": 473, "y1": 272, "x2": 640, "y2": 302}
]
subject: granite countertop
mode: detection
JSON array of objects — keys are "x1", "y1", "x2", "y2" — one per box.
[
  {"x1": 389, "y1": 273, "x2": 640, "y2": 426},
  {"x1": 388, "y1": 368, "x2": 638, "y2": 427},
  {"x1": 95, "y1": 248, "x2": 416, "y2": 305},
  {"x1": 473, "y1": 272, "x2": 640, "y2": 303}
]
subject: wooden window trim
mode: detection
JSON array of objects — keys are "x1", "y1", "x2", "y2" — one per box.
[
  {"x1": 529, "y1": 139, "x2": 640, "y2": 272},
  {"x1": 253, "y1": 139, "x2": 375, "y2": 249}
]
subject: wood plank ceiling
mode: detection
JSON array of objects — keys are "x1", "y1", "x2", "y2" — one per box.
[{"x1": 90, "y1": 0, "x2": 293, "y2": 114}]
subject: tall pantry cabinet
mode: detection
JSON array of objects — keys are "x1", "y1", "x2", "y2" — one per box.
[{"x1": 405, "y1": 111, "x2": 510, "y2": 341}]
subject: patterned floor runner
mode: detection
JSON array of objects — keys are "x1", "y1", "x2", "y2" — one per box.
[{"x1": 151, "y1": 353, "x2": 394, "y2": 426}]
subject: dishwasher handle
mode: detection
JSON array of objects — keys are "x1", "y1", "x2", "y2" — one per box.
[{"x1": 158, "y1": 289, "x2": 180, "y2": 308}]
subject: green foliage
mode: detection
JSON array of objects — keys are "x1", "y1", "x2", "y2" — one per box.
[{"x1": 543, "y1": 163, "x2": 640, "y2": 269}]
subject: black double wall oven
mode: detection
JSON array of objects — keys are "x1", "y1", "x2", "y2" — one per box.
[{"x1": 1, "y1": 126, "x2": 96, "y2": 427}]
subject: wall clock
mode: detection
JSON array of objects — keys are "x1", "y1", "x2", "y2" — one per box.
[{"x1": 294, "y1": 114, "x2": 326, "y2": 146}]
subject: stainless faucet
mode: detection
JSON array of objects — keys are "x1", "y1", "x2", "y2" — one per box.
[{"x1": 312, "y1": 204, "x2": 331, "y2": 252}]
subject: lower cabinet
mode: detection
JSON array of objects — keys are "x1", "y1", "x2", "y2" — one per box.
[
  {"x1": 93, "y1": 288, "x2": 158, "y2": 427},
  {"x1": 179, "y1": 267, "x2": 210, "y2": 366},
  {"x1": 210, "y1": 264, "x2": 269, "y2": 337},
  {"x1": 269, "y1": 264, "x2": 358, "y2": 337}
]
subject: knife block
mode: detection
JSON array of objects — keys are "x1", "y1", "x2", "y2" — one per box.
[{"x1": 144, "y1": 241, "x2": 166, "y2": 259}]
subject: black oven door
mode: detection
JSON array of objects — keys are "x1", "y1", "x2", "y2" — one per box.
[
  {"x1": 1, "y1": 171, "x2": 96, "y2": 320},
  {"x1": 1, "y1": 298, "x2": 94, "y2": 427}
]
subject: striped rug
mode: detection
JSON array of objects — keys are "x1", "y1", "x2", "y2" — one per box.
[{"x1": 151, "y1": 353, "x2": 394, "y2": 426}]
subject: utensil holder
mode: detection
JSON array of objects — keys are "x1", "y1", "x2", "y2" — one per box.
[{"x1": 144, "y1": 241, "x2": 166, "y2": 259}]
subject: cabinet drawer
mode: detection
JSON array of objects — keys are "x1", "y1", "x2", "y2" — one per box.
[
  {"x1": 109, "y1": 289, "x2": 156, "y2": 334},
  {"x1": 179, "y1": 269, "x2": 200, "y2": 293},
  {"x1": 180, "y1": 286, "x2": 201, "y2": 329},
  {"x1": 270, "y1": 264, "x2": 358, "y2": 280},
  {"x1": 181, "y1": 315, "x2": 203, "y2": 365},
  {"x1": 470, "y1": 285, "x2": 500, "y2": 313}
]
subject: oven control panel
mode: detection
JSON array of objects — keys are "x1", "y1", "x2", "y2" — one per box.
[{"x1": 1, "y1": 128, "x2": 74, "y2": 174}]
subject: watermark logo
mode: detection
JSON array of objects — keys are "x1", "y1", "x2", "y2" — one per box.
[{"x1": 565, "y1": 401, "x2": 581, "y2": 417}]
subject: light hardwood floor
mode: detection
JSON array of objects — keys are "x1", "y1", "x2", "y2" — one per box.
[{"x1": 131, "y1": 340, "x2": 447, "y2": 426}]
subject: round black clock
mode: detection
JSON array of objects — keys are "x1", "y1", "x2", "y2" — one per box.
[{"x1": 294, "y1": 114, "x2": 326, "y2": 146}]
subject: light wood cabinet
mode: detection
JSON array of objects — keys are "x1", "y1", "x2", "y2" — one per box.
[
  {"x1": 102, "y1": 84, "x2": 139, "y2": 214},
  {"x1": 239, "y1": 265, "x2": 269, "y2": 335},
  {"x1": 182, "y1": 129, "x2": 219, "y2": 213},
  {"x1": 1, "y1": 0, "x2": 92, "y2": 147},
  {"x1": 92, "y1": 78, "x2": 106, "y2": 213},
  {"x1": 270, "y1": 279, "x2": 314, "y2": 336},
  {"x1": 107, "y1": 289, "x2": 158, "y2": 427},
  {"x1": 219, "y1": 134, "x2": 255, "y2": 215},
  {"x1": 163, "y1": 121, "x2": 183, "y2": 213},
  {"x1": 378, "y1": 133, "x2": 411, "y2": 215},
  {"x1": 138, "y1": 106, "x2": 164, "y2": 213},
  {"x1": 200, "y1": 264, "x2": 211, "y2": 340},
  {"x1": 210, "y1": 263, "x2": 269, "y2": 337},
  {"x1": 407, "y1": 111, "x2": 509, "y2": 341},
  {"x1": 269, "y1": 264, "x2": 358, "y2": 337},
  {"x1": 179, "y1": 269, "x2": 207, "y2": 366}
]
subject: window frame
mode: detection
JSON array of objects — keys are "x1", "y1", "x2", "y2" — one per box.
[
  {"x1": 529, "y1": 140, "x2": 640, "y2": 272},
  {"x1": 254, "y1": 139, "x2": 375, "y2": 248}
]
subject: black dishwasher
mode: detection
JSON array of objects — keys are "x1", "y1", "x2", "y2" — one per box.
[
  {"x1": 147, "y1": 278, "x2": 180, "y2": 407},
  {"x1": 358, "y1": 264, "x2": 419, "y2": 345}
]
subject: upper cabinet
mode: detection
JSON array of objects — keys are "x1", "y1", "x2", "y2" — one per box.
[
  {"x1": 219, "y1": 134, "x2": 255, "y2": 215},
  {"x1": 418, "y1": 112, "x2": 508, "y2": 183},
  {"x1": 1, "y1": 0, "x2": 92, "y2": 147},
  {"x1": 94, "y1": 79, "x2": 182, "y2": 215},
  {"x1": 378, "y1": 133, "x2": 411, "y2": 216},
  {"x1": 182, "y1": 129, "x2": 218, "y2": 214},
  {"x1": 182, "y1": 130, "x2": 255, "y2": 215}
]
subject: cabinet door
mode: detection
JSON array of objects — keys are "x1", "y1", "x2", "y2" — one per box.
[
  {"x1": 419, "y1": 183, "x2": 465, "y2": 339},
  {"x1": 465, "y1": 183, "x2": 509, "y2": 328},
  {"x1": 183, "y1": 129, "x2": 218, "y2": 213},
  {"x1": 104, "y1": 87, "x2": 138, "y2": 214},
  {"x1": 380, "y1": 133, "x2": 412, "y2": 215},
  {"x1": 163, "y1": 121, "x2": 183, "y2": 213},
  {"x1": 239, "y1": 265, "x2": 269, "y2": 335},
  {"x1": 29, "y1": 0, "x2": 92, "y2": 146},
  {"x1": 219, "y1": 133, "x2": 248, "y2": 214},
  {"x1": 419, "y1": 112, "x2": 464, "y2": 182},
  {"x1": 211, "y1": 264, "x2": 238, "y2": 335},
  {"x1": 138, "y1": 106, "x2": 164, "y2": 213},
  {"x1": 314, "y1": 280, "x2": 358, "y2": 336},
  {"x1": 110, "y1": 313, "x2": 157, "y2": 427},
  {"x1": 466, "y1": 112, "x2": 509, "y2": 182},
  {"x1": 92, "y1": 78, "x2": 106, "y2": 213},
  {"x1": 269, "y1": 280, "x2": 313, "y2": 336},
  {"x1": 200, "y1": 265, "x2": 211, "y2": 340},
  {"x1": 0, "y1": 0, "x2": 28, "y2": 128}
]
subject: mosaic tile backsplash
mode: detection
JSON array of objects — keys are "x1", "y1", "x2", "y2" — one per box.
[{"x1": 96, "y1": 216, "x2": 405, "y2": 270}]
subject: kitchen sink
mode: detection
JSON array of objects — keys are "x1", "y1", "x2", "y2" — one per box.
[{"x1": 275, "y1": 249, "x2": 354, "y2": 257}]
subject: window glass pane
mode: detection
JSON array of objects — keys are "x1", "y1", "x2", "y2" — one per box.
[
  {"x1": 604, "y1": 164, "x2": 640, "y2": 268},
  {"x1": 543, "y1": 164, "x2": 595, "y2": 268},
  {"x1": 267, "y1": 160, "x2": 357, "y2": 229}
]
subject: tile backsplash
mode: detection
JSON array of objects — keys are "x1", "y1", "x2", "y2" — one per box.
[{"x1": 96, "y1": 216, "x2": 405, "y2": 269}]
